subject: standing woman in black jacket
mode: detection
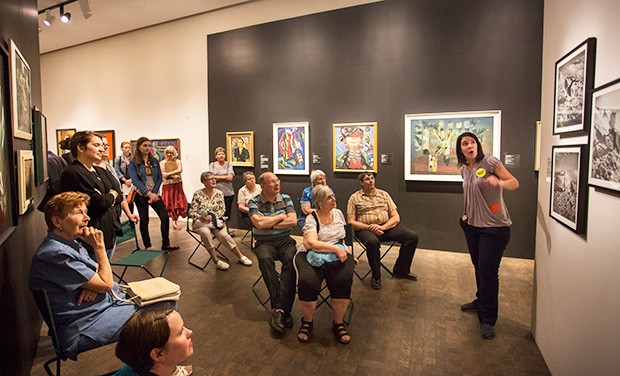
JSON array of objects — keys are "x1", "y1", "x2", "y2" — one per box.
[{"x1": 60, "y1": 131, "x2": 123, "y2": 260}]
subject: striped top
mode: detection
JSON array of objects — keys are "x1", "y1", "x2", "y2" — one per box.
[{"x1": 248, "y1": 193, "x2": 295, "y2": 237}]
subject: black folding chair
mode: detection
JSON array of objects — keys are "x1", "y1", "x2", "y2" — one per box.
[
  {"x1": 352, "y1": 234, "x2": 396, "y2": 281},
  {"x1": 111, "y1": 220, "x2": 170, "y2": 283},
  {"x1": 239, "y1": 214, "x2": 254, "y2": 250},
  {"x1": 186, "y1": 203, "x2": 228, "y2": 270}
]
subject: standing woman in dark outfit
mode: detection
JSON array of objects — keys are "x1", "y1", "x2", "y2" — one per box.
[
  {"x1": 456, "y1": 132, "x2": 519, "y2": 339},
  {"x1": 128, "y1": 137, "x2": 179, "y2": 251},
  {"x1": 60, "y1": 131, "x2": 122, "y2": 260}
]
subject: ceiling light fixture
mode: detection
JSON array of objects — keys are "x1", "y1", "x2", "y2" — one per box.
[
  {"x1": 79, "y1": 0, "x2": 92, "y2": 19},
  {"x1": 43, "y1": 9, "x2": 56, "y2": 27},
  {"x1": 60, "y1": 5, "x2": 71, "y2": 23}
]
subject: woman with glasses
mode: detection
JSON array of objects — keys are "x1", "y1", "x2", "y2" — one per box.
[
  {"x1": 115, "y1": 304, "x2": 193, "y2": 376},
  {"x1": 160, "y1": 145, "x2": 188, "y2": 231},
  {"x1": 129, "y1": 137, "x2": 179, "y2": 251},
  {"x1": 29, "y1": 192, "x2": 138, "y2": 361},
  {"x1": 60, "y1": 131, "x2": 123, "y2": 260}
]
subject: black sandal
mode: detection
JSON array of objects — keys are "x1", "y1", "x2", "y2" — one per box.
[
  {"x1": 332, "y1": 322, "x2": 351, "y2": 344},
  {"x1": 297, "y1": 319, "x2": 313, "y2": 342}
]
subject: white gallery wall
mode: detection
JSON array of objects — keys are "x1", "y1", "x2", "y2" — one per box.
[
  {"x1": 40, "y1": 0, "x2": 380, "y2": 198},
  {"x1": 535, "y1": 0, "x2": 620, "y2": 374}
]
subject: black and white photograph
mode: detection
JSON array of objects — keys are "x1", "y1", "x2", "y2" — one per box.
[
  {"x1": 588, "y1": 78, "x2": 620, "y2": 193},
  {"x1": 553, "y1": 38, "x2": 596, "y2": 135},
  {"x1": 550, "y1": 145, "x2": 587, "y2": 233}
]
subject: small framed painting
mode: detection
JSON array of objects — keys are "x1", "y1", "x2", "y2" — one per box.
[
  {"x1": 333, "y1": 122, "x2": 378, "y2": 173},
  {"x1": 226, "y1": 131, "x2": 254, "y2": 167},
  {"x1": 56, "y1": 128, "x2": 76, "y2": 155},
  {"x1": 9, "y1": 40, "x2": 32, "y2": 140},
  {"x1": 273, "y1": 122, "x2": 309, "y2": 175},
  {"x1": 94, "y1": 129, "x2": 116, "y2": 161},
  {"x1": 18, "y1": 150, "x2": 35, "y2": 215},
  {"x1": 32, "y1": 108, "x2": 49, "y2": 186},
  {"x1": 131, "y1": 138, "x2": 181, "y2": 162},
  {"x1": 404, "y1": 110, "x2": 501, "y2": 181},
  {"x1": 588, "y1": 77, "x2": 620, "y2": 193},
  {"x1": 553, "y1": 38, "x2": 596, "y2": 135},
  {"x1": 550, "y1": 145, "x2": 588, "y2": 234}
]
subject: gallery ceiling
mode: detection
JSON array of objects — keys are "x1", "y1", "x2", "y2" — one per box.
[{"x1": 37, "y1": 0, "x2": 251, "y2": 53}]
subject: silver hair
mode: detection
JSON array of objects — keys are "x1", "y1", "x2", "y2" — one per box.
[
  {"x1": 214, "y1": 146, "x2": 226, "y2": 158},
  {"x1": 243, "y1": 171, "x2": 255, "y2": 180},
  {"x1": 200, "y1": 171, "x2": 214, "y2": 184},
  {"x1": 164, "y1": 145, "x2": 178, "y2": 158},
  {"x1": 311, "y1": 184, "x2": 332, "y2": 210},
  {"x1": 310, "y1": 169, "x2": 326, "y2": 186}
]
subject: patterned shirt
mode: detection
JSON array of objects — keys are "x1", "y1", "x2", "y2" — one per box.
[
  {"x1": 347, "y1": 188, "x2": 397, "y2": 225},
  {"x1": 248, "y1": 193, "x2": 295, "y2": 237},
  {"x1": 189, "y1": 188, "x2": 226, "y2": 219}
]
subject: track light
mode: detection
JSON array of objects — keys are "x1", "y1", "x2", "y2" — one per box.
[
  {"x1": 79, "y1": 0, "x2": 92, "y2": 19},
  {"x1": 43, "y1": 9, "x2": 55, "y2": 27},
  {"x1": 60, "y1": 5, "x2": 71, "y2": 23}
]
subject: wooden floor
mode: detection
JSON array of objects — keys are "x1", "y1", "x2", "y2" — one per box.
[{"x1": 31, "y1": 221, "x2": 550, "y2": 375}]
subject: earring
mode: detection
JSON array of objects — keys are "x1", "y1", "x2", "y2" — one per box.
[{"x1": 59, "y1": 227, "x2": 63, "y2": 232}]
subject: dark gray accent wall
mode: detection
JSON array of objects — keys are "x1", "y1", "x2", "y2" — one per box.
[
  {"x1": 1, "y1": 0, "x2": 47, "y2": 375},
  {"x1": 208, "y1": 0, "x2": 543, "y2": 259}
]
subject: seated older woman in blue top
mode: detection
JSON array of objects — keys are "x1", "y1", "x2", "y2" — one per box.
[
  {"x1": 298, "y1": 170, "x2": 332, "y2": 228},
  {"x1": 29, "y1": 192, "x2": 138, "y2": 360}
]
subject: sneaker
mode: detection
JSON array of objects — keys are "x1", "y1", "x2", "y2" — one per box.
[
  {"x1": 480, "y1": 323, "x2": 495, "y2": 339},
  {"x1": 229, "y1": 230, "x2": 237, "y2": 237},
  {"x1": 215, "y1": 260, "x2": 229, "y2": 270},
  {"x1": 371, "y1": 277, "x2": 381, "y2": 290},
  {"x1": 238, "y1": 256, "x2": 253, "y2": 266}
]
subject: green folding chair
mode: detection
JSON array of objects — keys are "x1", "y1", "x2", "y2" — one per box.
[
  {"x1": 111, "y1": 220, "x2": 170, "y2": 283},
  {"x1": 31, "y1": 289, "x2": 119, "y2": 376}
]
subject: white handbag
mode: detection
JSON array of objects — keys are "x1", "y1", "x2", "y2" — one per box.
[{"x1": 115, "y1": 277, "x2": 181, "y2": 307}]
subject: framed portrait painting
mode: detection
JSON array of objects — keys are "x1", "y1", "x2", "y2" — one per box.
[
  {"x1": 333, "y1": 122, "x2": 378, "y2": 173},
  {"x1": 18, "y1": 150, "x2": 35, "y2": 215},
  {"x1": 1, "y1": 46, "x2": 17, "y2": 244},
  {"x1": 94, "y1": 129, "x2": 116, "y2": 161},
  {"x1": 550, "y1": 145, "x2": 588, "y2": 234},
  {"x1": 273, "y1": 122, "x2": 309, "y2": 175},
  {"x1": 404, "y1": 110, "x2": 501, "y2": 181},
  {"x1": 9, "y1": 40, "x2": 32, "y2": 140},
  {"x1": 56, "y1": 128, "x2": 76, "y2": 155},
  {"x1": 226, "y1": 131, "x2": 254, "y2": 167},
  {"x1": 553, "y1": 38, "x2": 596, "y2": 135},
  {"x1": 588, "y1": 78, "x2": 620, "y2": 193},
  {"x1": 32, "y1": 108, "x2": 49, "y2": 186}
]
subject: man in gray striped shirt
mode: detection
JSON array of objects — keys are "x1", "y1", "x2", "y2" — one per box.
[{"x1": 248, "y1": 172, "x2": 298, "y2": 334}]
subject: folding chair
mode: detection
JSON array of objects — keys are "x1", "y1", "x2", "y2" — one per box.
[
  {"x1": 186, "y1": 203, "x2": 229, "y2": 270},
  {"x1": 252, "y1": 274, "x2": 273, "y2": 309},
  {"x1": 111, "y1": 220, "x2": 170, "y2": 283},
  {"x1": 31, "y1": 289, "x2": 117, "y2": 376},
  {"x1": 352, "y1": 232, "x2": 396, "y2": 281},
  {"x1": 239, "y1": 214, "x2": 254, "y2": 250}
]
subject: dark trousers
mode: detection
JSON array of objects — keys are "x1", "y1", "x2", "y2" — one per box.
[
  {"x1": 134, "y1": 194, "x2": 170, "y2": 248},
  {"x1": 254, "y1": 235, "x2": 297, "y2": 312},
  {"x1": 294, "y1": 252, "x2": 355, "y2": 301},
  {"x1": 355, "y1": 223, "x2": 419, "y2": 279},
  {"x1": 460, "y1": 219, "x2": 511, "y2": 326}
]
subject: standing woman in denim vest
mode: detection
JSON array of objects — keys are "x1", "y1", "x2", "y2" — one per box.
[
  {"x1": 128, "y1": 137, "x2": 179, "y2": 251},
  {"x1": 456, "y1": 131, "x2": 519, "y2": 340}
]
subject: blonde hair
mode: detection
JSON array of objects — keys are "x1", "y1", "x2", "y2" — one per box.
[{"x1": 164, "y1": 145, "x2": 178, "y2": 158}]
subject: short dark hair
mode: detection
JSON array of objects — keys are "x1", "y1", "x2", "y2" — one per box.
[
  {"x1": 357, "y1": 171, "x2": 375, "y2": 181},
  {"x1": 455, "y1": 132, "x2": 484, "y2": 167}
]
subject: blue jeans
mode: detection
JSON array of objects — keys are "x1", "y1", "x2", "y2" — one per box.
[{"x1": 460, "y1": 219, "x2": 511, "y2": 326}]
